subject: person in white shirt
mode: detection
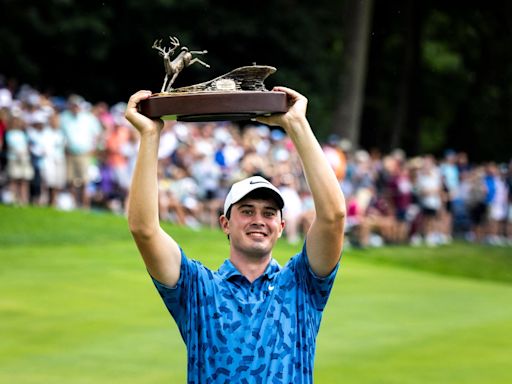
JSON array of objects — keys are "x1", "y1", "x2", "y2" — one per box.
[
  {"x1": 41, "y1": 109, "x2": 66, "y2": 206},
  {"x1": 5, "y1": 114, "x2": 33, "y2": 205},
  {"x1": 59, "y1": 94, "x2": 101, "y2": 208}
]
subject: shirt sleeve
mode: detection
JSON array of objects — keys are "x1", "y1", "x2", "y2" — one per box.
[
  {"x1": 150, "y1": 248, "x2": 202, "y2": 340},
  {"x1": 289, "y1": 242, "x2": 340, "y2": 311}
]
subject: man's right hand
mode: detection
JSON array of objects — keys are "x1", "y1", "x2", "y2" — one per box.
[{"x1": 125, "y1": 90, "x2": 164, "y2": 134}]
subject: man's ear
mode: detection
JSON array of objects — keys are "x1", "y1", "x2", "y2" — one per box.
[
  {"x1": 219, "y1": 215, "x2": 230, "y2": 235},
  {"x1": 278, "y1": 219, "x2": 286, "y2": 238}
]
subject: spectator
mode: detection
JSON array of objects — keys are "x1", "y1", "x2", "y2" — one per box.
[
  {"x1": 40, "y1": 108, "x2": 66, "y2": 206},
  {"x1": 118, "y1": 128, "x2": 139, "y2": 207},
  {"x1": 158, "y1": 163, "x2": 187, "y2": 225},
  {"x1": 277, "y1": 173, "x2": 304, "y2": 244},
  {"x1": 195, "y1": 122, "x2": 216, "y2": 158},
  {"x1": 440, "y1": 149, "x2": 460, "y2": 241},
  {"x1": 415, "y1": 155, "x2": 443, "y2": 246},
  {"x1": 60, "y1": 94, "x2": 102, "y2": 208},
  {"x1": 104, "y1": 103, "x2": 131, "y2": 206},
  {"x1": 5, "y1": 113, "x2": 33, "y2": 205},
  {"x1": 322, "y1": 134, "x2": 347, "y2": 182},
  {"x1": 465, "y1": 166, "x2": 488, "y2": 243},
  {"x1": 360, "y1": 187, "x2": 396, "y2": 247},
  {"x1": 165, "y1": 165, "x2": 202, "y2": 229},
  {"x1": 388, "y1": 159, "x2": 413, "y2": 243},
  {"x1": 26, "y1": 110, "x2": 47, "y2": 204},
  {"x1": 189, "y1": 148, "x2": 223, "y2": 228},
  {"x1": 157, "y1": 121, "x2": 179, "y2": 164},
  {"x1": 486, "y1": 163, "x2": 508, "y2": 245},
  {"x1": 0, "y1": 107, "x2": 10, "y2": 181}
]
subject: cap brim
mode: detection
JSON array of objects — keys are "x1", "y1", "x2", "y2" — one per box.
[{"x1": 224, "y1": 185, "x2": 284, "y2": 215}]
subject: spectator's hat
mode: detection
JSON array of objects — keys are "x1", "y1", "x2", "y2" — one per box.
[
  {"x1": 26, "y1": 92, "x2": 41, "y2": 107},
  {"x1": 223, "y1": 176, "x2": 284, "y2": 216},
  {"x1": 270, "y1": 129, "x2": 285, "y2": 141},
  {"x1": 0, "y1": 88, "x2": 12, "y2": 108},
  {"x1": 68, "y1": 94, "x2": 84, "y2": 106},
  {"x1": 30, "y1": 110, "x2": 48, "y2": 125}
]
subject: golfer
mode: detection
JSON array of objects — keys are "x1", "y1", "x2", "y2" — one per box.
[{"x1": 125, "y1": 86, "x2": 346, "y2": 383}]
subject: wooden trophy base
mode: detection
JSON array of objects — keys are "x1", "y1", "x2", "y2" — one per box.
[{"x1": 138, "y1": 91, "x2": 288, "y2": 122}]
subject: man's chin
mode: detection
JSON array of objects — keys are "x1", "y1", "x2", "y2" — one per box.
[{"x1": 242, "y1": 243, "x2": 273, "y2": 259}]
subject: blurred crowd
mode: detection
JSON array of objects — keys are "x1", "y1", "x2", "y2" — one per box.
[{"x1": 1, "y1": 77, "x2": 512, "y2": 247}]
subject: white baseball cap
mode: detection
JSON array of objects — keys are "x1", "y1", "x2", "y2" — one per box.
[{"x1": 223, "y1": 176, "x2": 284, "y2": 216}]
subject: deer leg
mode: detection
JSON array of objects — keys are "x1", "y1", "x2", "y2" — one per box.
[
  {"x1": 189, "y1": 58, "x2": 210, "y2": 68},
  {"x1": 161, "y1": 75, "x2": 169, "y2": 93},
  {"x1": 166, "y1": 73, "x2": 179, "y2": 92}
]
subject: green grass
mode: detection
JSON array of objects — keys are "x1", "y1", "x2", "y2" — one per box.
[{"x1": 1, "y1": 205, "x2": 511, "y2": 383}]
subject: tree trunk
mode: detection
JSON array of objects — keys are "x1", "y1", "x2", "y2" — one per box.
[{"x1": 332, "y1": 0, "x2": 374, "y2": 149}]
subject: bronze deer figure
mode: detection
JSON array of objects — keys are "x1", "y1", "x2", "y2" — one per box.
[{"x1": 152, "y1": 36, "x2": 210, "y2": 92}]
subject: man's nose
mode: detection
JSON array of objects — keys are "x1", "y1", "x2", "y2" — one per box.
[{"x1": 250, "y1": 212, "x2": 266, "y2": 224}]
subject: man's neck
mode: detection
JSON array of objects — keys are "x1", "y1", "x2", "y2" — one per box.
[{"x1": 229, "y1": 252, "x2": 272, "y2": 283}]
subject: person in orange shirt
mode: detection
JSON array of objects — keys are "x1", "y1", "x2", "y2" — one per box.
[{"x1": 322, "y1": 134, "x2": 347, "y2": 182}]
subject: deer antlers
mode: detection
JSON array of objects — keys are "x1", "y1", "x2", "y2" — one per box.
[{"x1": 152, "y1": 36, "x2": 180, "y2": 56}]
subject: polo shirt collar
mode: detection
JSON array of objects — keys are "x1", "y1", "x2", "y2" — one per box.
[{"x1": 218, "y1": 258, "x2": 281, "y2": 281}]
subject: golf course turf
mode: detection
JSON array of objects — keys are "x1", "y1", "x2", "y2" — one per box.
[{"x1": 1, "y1": 205, "x2": 511, "y2": 383}]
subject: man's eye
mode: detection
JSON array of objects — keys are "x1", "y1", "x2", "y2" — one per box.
[{"x1": 264, "y1": 211, "x2": 276, "y2": 217}]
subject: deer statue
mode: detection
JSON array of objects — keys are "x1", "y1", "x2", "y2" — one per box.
[
  {"x1": 152, "y1": 36, "x2": 180, "y2": 93},
  {"x1": 152, "y1": 36, "x2": 210, "y2": 92}
]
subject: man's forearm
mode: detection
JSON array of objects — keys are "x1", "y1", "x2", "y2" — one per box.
[
  {"x1": 127, "y1": 131, "x2": 161, "y2": 237},
  {"x1": 287, "y1": 118, "x2": 346, "y2": 222}
]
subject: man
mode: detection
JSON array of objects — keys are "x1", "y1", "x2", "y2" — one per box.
[
  {"x1": 59, "y1": 94, "x2": 102, "y2": 208},
  {"x1": 125, "y1": 87, "x2": 346, "y2": 383}
]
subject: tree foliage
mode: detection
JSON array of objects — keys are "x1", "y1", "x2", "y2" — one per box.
[{"x1": 363, "y1": 0, "x2": 512, "y2": 161}]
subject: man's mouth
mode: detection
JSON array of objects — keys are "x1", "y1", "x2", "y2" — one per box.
[{"x1": 247, "y1": 231, "x2": 267, "y2": 238}]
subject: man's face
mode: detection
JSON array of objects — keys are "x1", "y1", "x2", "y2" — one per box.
[
  {"x1": 69, "y1": 103, "x2": 80, "y2": 115},
  {"x1": 220, "y1": 197, "x2": 285, "y2": 259}
]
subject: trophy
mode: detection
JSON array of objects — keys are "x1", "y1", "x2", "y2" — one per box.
[{"x1": 138, "y1": 36, "x2": 288, "y2": 122}]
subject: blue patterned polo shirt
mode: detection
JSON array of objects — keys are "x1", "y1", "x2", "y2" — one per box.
[{"x1": 151, "y1": 244, "x2": 339, "y2": 383}]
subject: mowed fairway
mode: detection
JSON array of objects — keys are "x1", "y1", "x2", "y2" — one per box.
[{"x1": 1, "y1": 205, "x2": 511, "y2": 383}]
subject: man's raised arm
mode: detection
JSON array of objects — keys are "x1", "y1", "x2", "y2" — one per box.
[
  {"x1": 125, "y1": 90, "x2": 181, "y2": 287},
  {"x1": 257, "y1": 87, "x2": 346, "y2": 277}
]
